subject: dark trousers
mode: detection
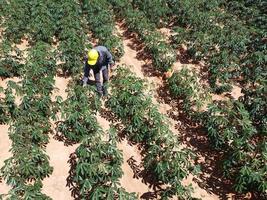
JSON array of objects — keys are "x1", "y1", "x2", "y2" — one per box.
[{"x1": 93, "y1": 67, "x2": 109, "y2": 96}]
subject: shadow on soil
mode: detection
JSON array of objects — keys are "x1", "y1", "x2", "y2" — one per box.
[
  {"x1": 53, "y1": 121, "x2": 80, "y2": 147},
  {"x1": 118, "y1": 22, "x2": 209, "y2": 82},
  {"x1": 119, "y1": 23, "x2": 162, "y2": 78},
  {"x1": 53, "y1": 132, "x2": 79, "y2": 147},
  {"x1": 156, "y1": 84, "x2": 261, "y2": 200},
  {"x1": 66, "y1": 152, "x2": 81, "y2": 200},
  {"x1": 65, "y1": 151, "x2": 163, "y2": 200},
  {"x1": 127, "y1": 156, "x2": 165, "y2": 200}
]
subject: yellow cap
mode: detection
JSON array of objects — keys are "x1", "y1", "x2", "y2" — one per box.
[{"x1": 88, "y1": 49, "x2": 99, "y2": 65}]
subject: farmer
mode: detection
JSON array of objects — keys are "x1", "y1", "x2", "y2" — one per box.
[{"x1": 82, "y1": 46, "x2": 114, "y2": 96}]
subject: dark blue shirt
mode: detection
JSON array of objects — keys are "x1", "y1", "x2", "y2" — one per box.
[{"x1": 84, "y1": 46, "x2": 114, "y2": 78}]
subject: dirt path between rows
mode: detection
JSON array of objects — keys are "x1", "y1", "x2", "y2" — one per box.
[
  {"x1": 42, "y1": 76, "x2": 78, "y2": 200},
  {"x1": 0, "y1": 124, "x2": 11, "y2": 195}
]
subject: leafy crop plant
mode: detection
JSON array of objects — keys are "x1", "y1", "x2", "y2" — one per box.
[
  {"x1": 107, "y1": 66, "x2": 196, "y2": 199},
  {"x1": 73, "y1": 129, "x2": 137, "y2": 199}
]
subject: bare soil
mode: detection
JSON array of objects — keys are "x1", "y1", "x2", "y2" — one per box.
[{"x1": 0, "y1": 124, "x2": 11, "y2": 195}]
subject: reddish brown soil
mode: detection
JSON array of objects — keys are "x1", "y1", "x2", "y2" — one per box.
[{"x1": 0, "y1": 125, "x2": 12, "y2": 195}]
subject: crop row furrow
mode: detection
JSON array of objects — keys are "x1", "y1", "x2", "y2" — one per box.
[
  {"x1": 1, "y1": 42, "x2": 57, "y2": 199},
  {"x1": 109, "y1": 0, "x2": 176, "y2": 72}
]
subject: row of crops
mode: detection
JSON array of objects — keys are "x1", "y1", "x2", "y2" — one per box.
[
  {"x1": 108, "y1": 0, "x2": 266, "y2": 196},
  {"x1": 0, "y1": 0, "x2": 134, "y2": 199},
  {"x1": 57, "y1": 78, "x2": 136, "y2": 198},
  {"x1": 0, "y1": 0, "x2": 83, "y2": 198},
  {"x1": 0, "y1": 0, "x2": 266, "y2": 199},
  {"x1": 110, "y1": 0, "x2": 176, "y2": 72},
  {"x1": 1, "y1": 42, "x2": 56, "y2": 199},
  {"x1": 107, "y1": 66, "x2": 197, "y2": 199},
  {"x1": 81, "y1": 0, "x2": 124, "y2": 60}
]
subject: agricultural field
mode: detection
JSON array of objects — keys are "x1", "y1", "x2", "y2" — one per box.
[{"x1": 0, "y1": 0, "x2": 266, "y2": 200}]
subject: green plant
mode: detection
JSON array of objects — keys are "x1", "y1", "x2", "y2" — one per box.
[
  {"x1": 107, "y1": 66, "x2": 194, "y2": 199},
  {"x1": 81, "y1": 0, "x2": 124, "y2": 60},
  {"x1": 143, "y1": 106, "x2": 194, "y2": 199},
  {"x1": 1, "y1": 181, "x2": 52, "y2": 200},
  {"x1": 131, "y1": 0, "x2": 170, "y2": 27},
  {"x1": 1, "y1": 0, "x2": 31, "y2": 43},
  {"x1": 166, "y1": 0, "x2": 267, "y2": 195},
  {"x1": 145, "y1": 149, "x2": 194, "y2": 199},
  {"x1": 1, "y1": 0, "x2": 86, "y2": 75},
  {"x1": 168, "y1": 0, "x2": 266, "y2": 94},
  {"x1": 0, "y1": 38, "x2": 24, "y2": 78},
  {"x1": 222, "y1": 0, "x2": 267, "y2": 31},
  {"x1": 0, "y1": 1, "x2": 86, "y2": 198},
  {"x1": 203, "y1": 100, "x2": 267, "y2": 193},
  {"x1": 0, "y1": 87, "x2": 9, "y2": 124},
  {"x1": 0, "y1": 42, "x2": 55, "y2": 198},
  {"x1": 73, "y1": 129, "x2": 136, "y2": 199},
  {"x1": 0, "y1": 82, "x2": 17, "y2": 123},
  {"x1": 55, "y1": 0, "x2": 86, "y2": 75},
  {"x1": 109, "y1": 0, "x2": 176, "y2": 72},
  {"x1": 241, "y1": 80, "x2": 267, "y2": 135},
  {"x1": 1, "y1": 0, "x2": 58, "y2": 43},
  {"x1": 20, "y1": 42, "x2": 56, "y2": 95},
  {"x1": 2, "y1": 146, "x2": 53, "y2": 185},
  {"x1": 106, "y1": 66, "x2": 151, "y2": 142},
  {"x1": 57, "y1": 84, "x2": 101, "y2": 142},
  {"x1": 168, "y1": 67, "x2": 211, "y2": 116}
]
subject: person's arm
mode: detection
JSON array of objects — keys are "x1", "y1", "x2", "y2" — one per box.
[
  {"x1": 105, "y1": 47, "x2": 114, "y2": 68},
  {"x1": 83, "y1": 60, "x2": 91, "y2": 85}
]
